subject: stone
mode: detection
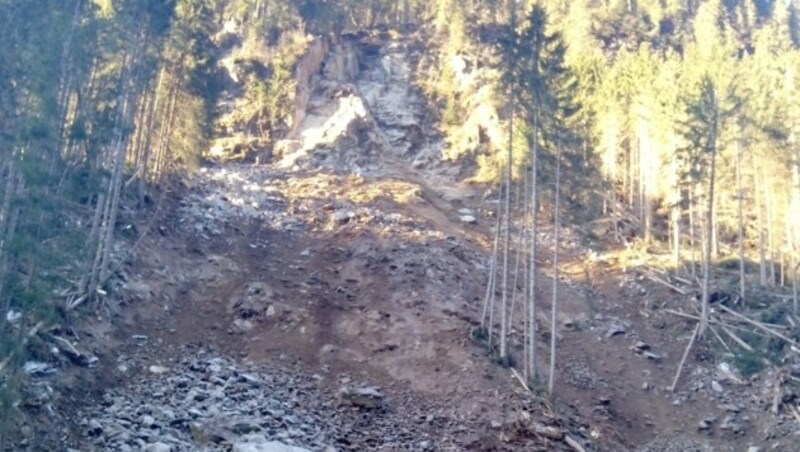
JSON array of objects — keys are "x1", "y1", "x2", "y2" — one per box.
[
  {"x1": 631, "y1": 341, "x2": 650, "y2": 351},
  {"x1": 23, "y1": 361, "x2": 55, "y2": 376},
  {"x1": 145, "y1": 442, "x2": 171, "y2": 452},
  {"x1": 333, "y1": 211, "x2": 352, "y2": 224},
  {"x1": 148, "y1": 365, "x2": 170, "y2": 374},
  {"x1": 698, "y1": 417, "x2": 715, "y2": 431},
  {"x1": 88, "y1": 419, "x2": 104, "y2": 436},
  {"x1": 712, "y1": 381, "x2": 724, "y2": 393},
  {"x1": 238, "y1": 373, "x2": 262, "y2": 388},
  {"x1": 459, "y1": 215, "x2": 476, "y2": 224},
  {"x1": 337, "y1": 386, "x2": 384, "y2": 409},
  {"x1": 232, "y1": 318, "x2": 255, "y2": 333},
  {"x1": 231, "y1": 421, "x2": 262, "y2": 435},
  {"x1": 606, "y1": 323, "x2": 626, "y2": 337},
  {"x1": 141, "y1": 415, "x2": 155, "y2": 428},
  {"x1": 232, "y1": 435, "x2": 311, "y2": 452},
  {"x1": 643, "y1": 351, "x2": 662, "y2": 362}
]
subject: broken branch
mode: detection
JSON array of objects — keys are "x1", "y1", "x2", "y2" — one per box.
[
  {"x1": 671, "y1": 322, "x2": 701, "y2": 392},
  {"x1": 717, "y1": 304, "x2": 799, "y2": 349}
]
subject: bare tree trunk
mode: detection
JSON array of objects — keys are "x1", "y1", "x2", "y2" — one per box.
[
  {"x1": 736, "y1": 133, "x2": 746, "y2": 303},
  {"x1": 138, "y1": 66, "x2": 166, "y2": 206},
  {"x1": 87, "y1": 178, "x2": 113, "y2": 295},
  {"x1": 767, "y1": 184, "x2": 776, "y2": 285},
  {"x1": 793, "y1": 256, "x2": 798, "y2": 316},
  {"x1": 153, "y1": 80, "x2": 179, "y2": 179},
  {"x1": 522, "y1": 143, "x2": 530, "y2": 381},
  {"x1": 757, "y1": 168, "x2": 767, "y2": 286},
  {"x1": 781, "y1": 250, "x2": 786, "y2": 288},
  {"x1": 500, "y1": 57, "x2": 516, "y2": 362},
  {"x1": 671, "y1": 138, "x2": 681, "y2": 271},
  {"x1": 528, "y1": 116, "x2": 538, "y2": 382},
  {"x1": 80, "y1": 193, "x2": 105, "y2": 294},
  {"x1": 712, "y1": 199, "x2": 720, "y2": 260},
  {"x1": 500, "y1": 151, "x2": 513, "y2": 363},
  {"x1": 508, "y1": 212, "x2": 524, "y2": 349},
  {"x1": 98, "y1": 87, "x2": 135, "y2": 286},
  {"x1": 689, "y1": 185, "x2": 697, "y2": 278},
  {"x1": 55, "y1": 0, "x2": 84, "y2": 156},
  {"x1": 482, "y1": 189, "x2": 503, "y2": 348},
  {"x1": 549, "y1": 144, "x2": 561, "y2": 395},
  {"x1": 0, "y1": 159, "x2": 18, "y2": 303},
  {"x1": 700, "y1": 138, "x2": 718, "y2": 337}
]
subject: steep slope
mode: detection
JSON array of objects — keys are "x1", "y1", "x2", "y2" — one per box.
[
  {"x1": 14, "y1": 30, "x2": 798, "y2": 452},
  {"x1": 20, "y1": 32, "x2": 600, "y2": 452}
]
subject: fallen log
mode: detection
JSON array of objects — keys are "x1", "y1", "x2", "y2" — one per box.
[
  {"x1": 645, "y1": 275, "x2": 688, "y2": 295},
  {"x1": 717, "y1": 304, "x2": 799, "y2": 349}
]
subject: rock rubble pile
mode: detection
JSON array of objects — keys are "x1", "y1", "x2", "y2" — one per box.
[{"x1": 76, "y1": 350, "x2": 444, "y2": 451}]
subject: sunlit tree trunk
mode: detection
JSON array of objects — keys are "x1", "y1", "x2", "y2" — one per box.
[
  {"x1": 700, "y1": 127, "x2": 718, "y2": 338},
  {"x1": 671, "y1": 136, "x2": 681, "y2": 271},
  {"x1": 736, "y1": 130, "x2": 746, "y2": 303},
  {"x1": 757, "y1": 167, "x2": 767, "y2": 285},
  {"x1": 767, "y1": 181, "x2": 776, "y2": 285}
]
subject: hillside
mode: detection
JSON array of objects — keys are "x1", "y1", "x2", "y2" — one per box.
[{"x1": 3, "y1": 1, "x2": 800, "y2": 451}]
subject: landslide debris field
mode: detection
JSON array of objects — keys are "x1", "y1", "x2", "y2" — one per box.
[{"x1": 10, "y1": 32, "x2": 800, "y2": 452}]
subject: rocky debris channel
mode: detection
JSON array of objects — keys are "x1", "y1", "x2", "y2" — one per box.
[{"x1": 75, "y1": 349, "x2": 452, "y2": 451}]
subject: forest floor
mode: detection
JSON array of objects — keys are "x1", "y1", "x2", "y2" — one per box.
[{"x1": 10, "y1": 32, "x2": 799, "y2": 452}]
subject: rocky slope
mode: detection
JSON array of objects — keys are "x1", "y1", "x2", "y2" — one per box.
[{"x1": 9, "y1": 29, "x2": 800, "y2": 452}]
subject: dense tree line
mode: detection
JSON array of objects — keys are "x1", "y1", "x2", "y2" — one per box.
[
  {"x1": 0, "y1": 0, "x2": 225, "y2": 421},
  {"x1": 417, "y1": 0, "x2": 800, "y2": 387}
]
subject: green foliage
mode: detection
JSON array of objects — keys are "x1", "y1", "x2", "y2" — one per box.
[
  {"x1": 734, "y1": 349, "x2": 765, "y2": 376},
  {"x1": 471, "y1": 326, "x2": 488, "y2": 342},
  {"x1": 496, "y1": 352, "x2": 517, "y2": 369}
]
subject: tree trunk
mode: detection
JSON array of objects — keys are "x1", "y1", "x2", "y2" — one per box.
[
  {"x1": 500, "y1": 117, "x2": 513, "y2": 363},
  {"x1": 0, "y1": 159, "x2": 18, "y2": 303},
  {"x1": 482, "y1": 187, "x2": 503, "y2": 348},
  {"x1": 671, "y1": 136, "x2": 681, "y2": 271},
  {"x1": 793, "y1": 255, "x2": 798, "y2": 316},
  {"x1": 767, "y1": 183, "x2": 776, "y2": 285},
  {"x1": 700, "y1": 136, "x2": 718, "y2": 337},
  {"x1": 549, "y1": 143, "x2": 561, "y2": 395},
  {"x1": 757, "y1": 167, "x2": 767, "y2": 286},
  {"x1": 736, "y1": 133, "x2": 746, "y2": 303},
  {"x1": 138, "y1": 66, "x2": 166, "y2": 206},
  {"x1": 528, "y1": 114, "x2": 539, "y2": 382},
  {"x1": 689, "y1": 185, "x2": 697, "y2": 278},
  {"x1": 80, "y1": 193, "x2": 105, "y2": 294}
]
